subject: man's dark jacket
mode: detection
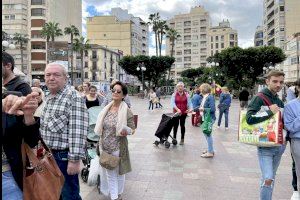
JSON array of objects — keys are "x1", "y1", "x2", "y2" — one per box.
[{"x1": 2, "y1": 76, "x2": 40, "y2": 190}]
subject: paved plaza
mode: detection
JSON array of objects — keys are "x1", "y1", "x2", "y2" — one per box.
[{"x1": 80, "y1": 96, "x2": 293, "y2": 200}]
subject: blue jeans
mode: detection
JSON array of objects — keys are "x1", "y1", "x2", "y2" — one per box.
[
  {"x1": 2, "y1": 171, "x2": 23, "y2": 200},
  {"x1": 217, "y1": 106, "x2": 229, "y2": 127},
  {"x1": 204, "y1": 120, "x2": 215, "y2": 153},
  {"x1": 52, "y1": 151, "x2": 82, "y2": 200},
  {"x1": 257, "y1": 145, "x2": 286, "y2": 200}
]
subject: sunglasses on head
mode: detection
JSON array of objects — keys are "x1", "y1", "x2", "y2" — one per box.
[{"x1": 111, "y1": 89, "x2": 122, "y2": 94}]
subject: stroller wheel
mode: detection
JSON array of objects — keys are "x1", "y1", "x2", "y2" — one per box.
[
  {"x1": 81, "y1": 168, "x2": 89, "y2": 183},
  {"x1": 172, "y1": 139, "x2": 177, "y2": 145},
  {"x1": 154, "y1": 141, "x2": 160, "y2": 146},
  {"x1": 165, "y1": 141, "x2": 170, "y2": 148}
]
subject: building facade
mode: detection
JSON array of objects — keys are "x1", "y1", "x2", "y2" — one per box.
[
  {"x1": 2, "y1": 0, "x2": 82, "y2": 82},
  {"x1": 254, "y1": 26, "x2": 264, "y2": 47},
  {"x1": 166, "y1": 6, "x2": 210, "y2": 81},
  {"x1": 283, "y1": 32, "x2": 300, "y2": 82},
  {"x1": 208, "y1": 20, "x2": 238, "y2": 57},
  {"x1": 87, "y1": 8, "x2": 149, "y2": 56}
]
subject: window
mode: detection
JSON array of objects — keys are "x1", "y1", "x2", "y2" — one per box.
[
  {"x1": 230, "y1": 34, "x2": 235, "y2": 40},
  {"x1": 176, "y1": 57, "x2": 182, "y2": 62},
  {"x1": 84, "y1": 62, "x2": 88, "y2": 68},
  {"x1": 10, "y1": 15, "x2": 15, "y2": 20},
  {"x1": 221, "y1": 43, "x2": 224, "y2": 48},
  {"x1": 176, "y1": 51, "x2": 182, "y2": 55},
  {"x1": 221, "y1": 35, "x2": 224, "y2": 41},
  {"x1": 215, "y1": 43, "x2": 219, "y2": 48},
  {"x1": 279, "y1": 6, "x2": 284, "y2": 11},
  {"x1": 211, "y1": 36, "x2": 213, "y2": 42},
  {"x1": 230, "y1": 42, "x2": 234, "y2": 47},
  {"x1": 4, "y1": 15, "x2": 9, "y2": 20},
  {"x1": 31, "y1": 8, "x2": 45, "y2": 16},
  {"x1": 215, "y1": 36, "x2": 219, "y2": 41},
  {"x1": 291, "y1": 57, "x2": 298, "y2": 65},
  {"x1": 192, "y1": 42, "x2": 198, "y2": 47},
  {"x1": 192, "y1": 20, "x2": 199, "y2": 26},
  {"x1": 85, "y1": 72, "x2": 88, "y2": 79},
  {"x1": 211, "y1": 43, "x2": 213, "y2": 49}
]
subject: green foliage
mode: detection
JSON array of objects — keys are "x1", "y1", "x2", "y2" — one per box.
[
  {"x1": 118, "y1": 55, "x2": 175, "y2": 88},
  {"x1": 208, "y1": 46, "x2": 286, "y2": 90}
]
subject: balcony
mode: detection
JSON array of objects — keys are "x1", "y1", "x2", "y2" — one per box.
[{"x1": 31, "y1": 0, "x2": 45, "y2": 5}]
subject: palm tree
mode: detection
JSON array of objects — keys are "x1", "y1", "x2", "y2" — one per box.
[
  {"x1": 12, "y1": 33, "x2": 29, "y2": 73},
  {"x1": 148, "y1": 13, "x2": 160, "y2": 56},
  {"x1": 166, "y1": 28, "x2": 180, "y2": 80},
  {"x1": 41, "y1": 22, "x2": 63, "y2": 63},
  {"x1": 64, "y1": 25, "x2": 80, "y2": 85},
  {"x1": 73, "y1": 36, "x2": 91, "y2": 84},
  {"x1": 157, "y1": 20, "x2": 168, "y2": 56}
]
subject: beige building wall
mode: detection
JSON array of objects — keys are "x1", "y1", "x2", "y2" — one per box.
[
  {"x1": 87, "y1": 16, "x2": 132, "y2": 56},
  {"x1": 208, "y1": 20, "x2": 238, "y2": 57},
  {"x1": 2, "y1": 0, "x2": 29, "y2": 73},
  {"x1": 283, "y1": 33, "x2": 300, "y2": 83},
  {"x1": 166, "y1": 6, "x2": 210, "y2": 81},
  {"x1": 285, "y1": 0, "x2": 300, "y2": 39}
]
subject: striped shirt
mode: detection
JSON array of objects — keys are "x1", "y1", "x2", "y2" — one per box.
[{"x1": 40, "y1": 85, "x2": 89, "y2": 161}]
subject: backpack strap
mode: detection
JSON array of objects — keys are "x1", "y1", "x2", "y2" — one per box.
[{"x1": 257, "y1": 93, "x2": 272, "y2": 106}]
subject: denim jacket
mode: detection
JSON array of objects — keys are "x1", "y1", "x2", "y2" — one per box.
[{"x1": 200, "y1": 94, "x2": 216, "y2": 120}]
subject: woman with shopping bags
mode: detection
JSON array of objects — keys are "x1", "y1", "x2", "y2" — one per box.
[
  {"x1": 94, "y1": 81, "x2": 136, "y2": 200},
  {"x1": 199, "y1": 83, "x2": 216, "y2": 158}
]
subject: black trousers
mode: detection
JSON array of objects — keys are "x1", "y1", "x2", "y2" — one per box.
[{"x1": 173, "y1": 114, "x2": 187, "y2": 140}]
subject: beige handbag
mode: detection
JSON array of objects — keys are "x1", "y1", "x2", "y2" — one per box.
[{"x1": 99, "y1": 151, "x2": 120, "y2": 170}]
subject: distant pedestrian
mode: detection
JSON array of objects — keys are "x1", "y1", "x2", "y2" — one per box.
[
  {"x1": 199, "y1": 83, "x2": 216, "y2": 158},
  {"x1": 155, "y1": 87, "x2": 163, "y2": 108},
  {"x1": 171, "y1": 82, "x2": 193, "y2": 145},
  {"x1": 239, "y1": 87, "x2": 250, "y2": 109},
  {"x1": 246, "y1": 70, "x2": 286, "y2": 200},
  {"x1": 84, "y1": 85, "x2": 104, "y2": 109},
  {"x1": 217, "y1": 87, "x2": 231, "y2": 130},
  {"x1": 40, "y1": 63, "x2": 89, "y2": 199},
  {"x1": 148, "y1": 89, "x2": 157, "y2": 110},
  {"x1": 82, "y1": 81, "x2": 91, "y2": 96},
  {"x1": 32, "y1": 78, "x2": 41, "y2": 88},
  {"x1": 191, "y1": 87, "x2": 202, "y2": 126}
]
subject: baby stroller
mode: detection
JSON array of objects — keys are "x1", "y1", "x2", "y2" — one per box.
[
  {"x1": 81, "y1": 106, "x2": 102, "y2": 182},
  {"x1": 154, "y1": 113, "x2": 180, "y2": 148}
]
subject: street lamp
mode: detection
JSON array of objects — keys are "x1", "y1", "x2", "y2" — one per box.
[
  {"x1": 136, "y1": 62, "x2": 146, "y2": 91},
  {"x1": 2, "y1": 40, "x2": 16, "y2": 51}
]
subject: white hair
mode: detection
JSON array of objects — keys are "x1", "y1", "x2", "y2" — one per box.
[
  {"x1": 176, "y1": 81, "x2": 184, "y2": 88},
  {"x1": 46, "y1": 62, "x2": 68, "y2": 76}
]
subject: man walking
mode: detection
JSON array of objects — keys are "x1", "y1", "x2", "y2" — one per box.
[
  {"x1": 239, "y1": 87, "x2": 250, "y2": 110},
  {"x1": 40, "y1": 63, "x2": 89, "y2": 200},
  {"x1": 246, "y1": 70, "x2": 286, "y2": 200}
]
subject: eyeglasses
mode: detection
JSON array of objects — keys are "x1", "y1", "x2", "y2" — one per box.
[{"x1": 111, "y1": 89, "x2": 122, "y2": 94}]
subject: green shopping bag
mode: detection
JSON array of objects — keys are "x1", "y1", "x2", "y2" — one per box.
[{"x1": 201, "y1": 108, "x2": 212, "y2": 136}]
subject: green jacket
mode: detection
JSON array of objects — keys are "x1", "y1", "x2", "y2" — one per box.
[
  {"x1": 119, "y1": 108, "x2": 135, "y2": 175},
  {"x1": 246, "y1": 88, "x2": 284, "y2": 125}
]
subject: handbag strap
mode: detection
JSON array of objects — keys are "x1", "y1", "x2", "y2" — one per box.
[{"x1": 257, "y1": 93, "x2": 272, "y2": 107}]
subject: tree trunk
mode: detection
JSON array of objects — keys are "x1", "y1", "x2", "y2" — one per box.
[
  {"x1": 81, "y1": 51, "x2": 84, "y2": 84},
  {"x1": 20, "y1": 43, "x2": 24, "y2": 73},
  {"x1": 167, "y1": 41, "x2": 174, "y2": 81},
  {"x1": 155, "y1": 31, "x2": 158, "y2": 56},
  {"x1": 46, "y1": 39, "x2": 49, "y2": 64},
  {"x1": 159, "y1": 30, "x2": 163, "y2": 56},
  {"x1": 158, "y1": 31, "x2": 161, "y2": 56},
  {"x1": 70, "y1": 34, "x2": 74, "y2": 85}
]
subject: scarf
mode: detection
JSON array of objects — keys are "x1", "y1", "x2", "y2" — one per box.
[{"x1": 94, "y1": 101, "x2": 128, "y2": 136}]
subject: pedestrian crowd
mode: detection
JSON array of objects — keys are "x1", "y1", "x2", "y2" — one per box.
[{"x1": 2, "y1": 50, "x2": 299, "y2": 200}]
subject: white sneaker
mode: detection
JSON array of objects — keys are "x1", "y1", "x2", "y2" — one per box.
[
  {"x1": 291, "y1": 191, "x2": 299, "y2": 200},
  {"x1": 225, "y1": 127, "x2": 229, "y2": 131},
  {"x1": 217, "y1": 126, "x2": 220, "y2": 129}
]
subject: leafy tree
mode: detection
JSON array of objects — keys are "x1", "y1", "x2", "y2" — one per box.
[
  {"x1": 64, "y1": 25, "x2": 80, "y2": 85},
  {"x1": 41, "y1": 22, "x2": 63, "y2": 63},
  {"x1": 208, "y1": 46, "x2": 286, "y2": 90},
  {"x1": 118, "y1": 55, "x2": 175, "y2": 88},
  {"x1": 73, "y1": 36, "x2": 91, "y2": 84},
  {"x1": 12, "y1": 33, "x2": 29, "y2": 73}
]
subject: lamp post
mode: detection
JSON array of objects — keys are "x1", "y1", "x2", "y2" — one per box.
[
  {"x1": 136, "y1": 62, "x2": 146, "y2": 91},
  {"x1": 2, "y1": 40, "x2": 16, "y2": 51}
]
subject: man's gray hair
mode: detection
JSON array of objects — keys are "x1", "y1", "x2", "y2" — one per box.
[
  {"x1": 32, "y1": 78, "x2": 40, "y2": 84},
  {"x1": 46, "y1": 62, "x2": 68, "y2": 76}
]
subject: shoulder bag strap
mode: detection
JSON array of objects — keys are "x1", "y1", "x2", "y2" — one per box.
[{"x1": 257, "y1": 93, "x2": 272, "y2": 106}]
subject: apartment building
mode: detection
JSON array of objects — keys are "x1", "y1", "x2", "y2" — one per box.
[
  {"x1": 84, "y1": 44, "x2": 127, "y2": 83},
  {"x1": 87, "y1": 8, "x2": 149, "y2": 56},
  {"x1": 208, "y1": 20, "x2": 238, "y2": 57},
  {"x1": 166, "y1": 6, "x2": 210, "y2": 81},
  {"x1": 2, "y1": 0, "x2": 82, "y2": 82},
  {"x1": 283, "y1": 32, "x2": 300, "y2": 82},
  {"x1": 254, "y1": 26, "x2": 264, "y2": 47}
]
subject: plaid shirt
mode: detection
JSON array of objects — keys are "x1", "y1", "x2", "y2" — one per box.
[{"x1": 40, "y1": 85, "x2": 89, "y2": 161}]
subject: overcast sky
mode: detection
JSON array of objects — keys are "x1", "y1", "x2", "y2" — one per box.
[{"x1": 82, "y1": 0, "x2": 263, "y2": 56}]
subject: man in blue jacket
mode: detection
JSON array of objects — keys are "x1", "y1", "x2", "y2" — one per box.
[{"x1": 284, "y1": 78, "x2": 300, "y2": 200}]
